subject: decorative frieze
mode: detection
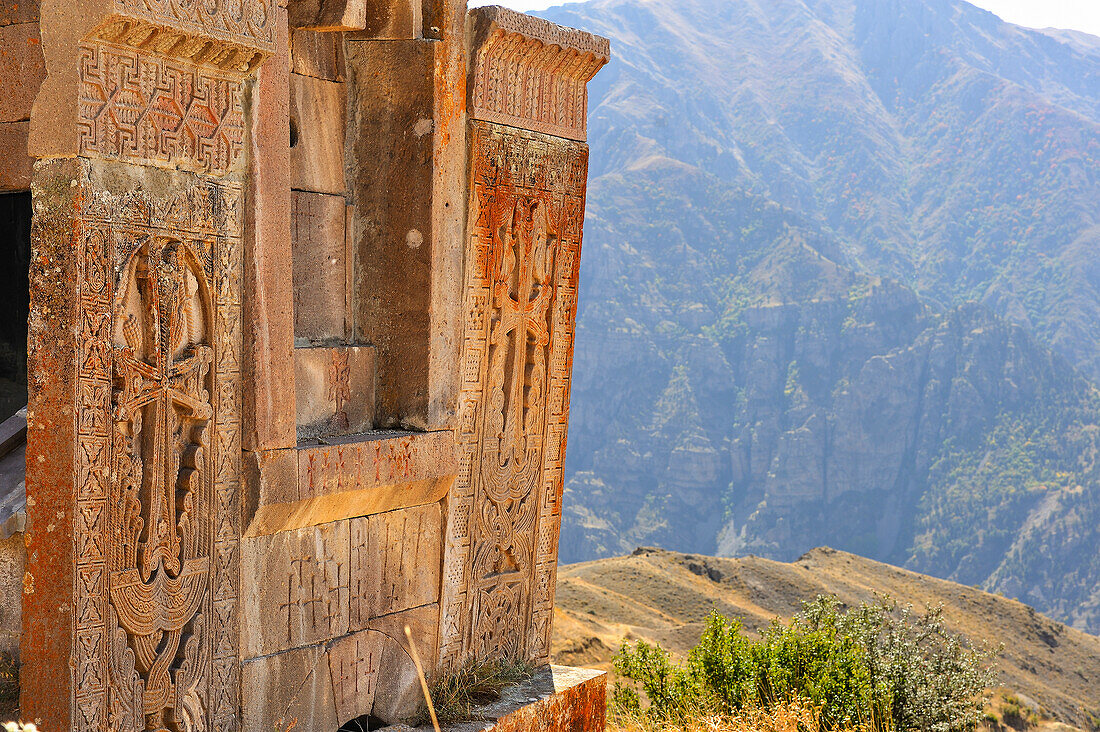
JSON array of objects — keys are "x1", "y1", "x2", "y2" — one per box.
[
  {"x1": 110, "y1": 0, "x2": 276, "y2": 54},
  {"x1": 468, "y1": 6, "x2": 610, "y2": 142},
  {"x1": 78, "y1": 42, "x2": 247, "y2": 174}
]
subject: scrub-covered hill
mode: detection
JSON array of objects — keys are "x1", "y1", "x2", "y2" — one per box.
[
  {"x1": 552, "y1": 548, "x2": 1100, "y2": 729},
  {"x1": 536, "y1": 0, "x2": 1100, "y2": 633}
]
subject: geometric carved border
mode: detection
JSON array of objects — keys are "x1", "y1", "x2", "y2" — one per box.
[
  {"x1": 79, "y1": 42, "x2": 247, "y2": 175},
  {"x1": 72, "y1": 168, "x2": 243, "y2": 731},
  {"x1": 440, "y1": 122, "x2": 589, "y2": 667}
]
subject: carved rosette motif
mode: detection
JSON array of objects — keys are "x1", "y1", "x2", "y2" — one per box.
[
  {"x1": 441, "y1": 123, "x2": 588, "y2": 666},
  {"x1": 72, "y1": 174, "x2": 243, "y2": 732}
]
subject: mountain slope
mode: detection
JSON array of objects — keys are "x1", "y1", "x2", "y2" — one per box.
[
  {"x1": 551, "y1": 548, "x2": 1100, "y2": 729},
  {"x1": 536, "y1": 0, "x2": 1100, "y2": 633}
]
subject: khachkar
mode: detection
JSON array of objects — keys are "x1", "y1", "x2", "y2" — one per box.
[
  {"x1": 21, "y1": 0, "x2": 272, "y2": 727},
  {"x1": 440, "y1": 7, "x2": 610, "y2": 668}
]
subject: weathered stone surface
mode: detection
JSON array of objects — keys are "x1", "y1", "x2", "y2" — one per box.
[
  {"x1": 369, "y1": 603, "x2": 440, "y2": 722},
  {"x1": 298, "y1": 429, "x2": 456, "y2": 499},
  {"x1": 342, "y1": 0, "x2": 421, "y2": 39},
  {"x1": 245, "y1": 6, "x2": 297, "y2": 452},
  {"x1": 0, "y1": 533, "x2": 24, "y2": 662},
  {"x1": 290, "y1": 72, "x2": 346, "y2": 195},
  {"x1": 246, "y1": 430, "x2": 456, "y2": 536},
  {"x1": 242, "y1": 520, "x2": 351, "y2": 657},
  {"x1": 328, "y1": 628, "x2": 385, "y2": 723},
  {"x1": 246, "y1": 475, "x2": 452, "y2": 537},
  {"x1": 242, "y1": 643, "x2": 339, "y2": 732},
  {"x1": 292, "y1": 190, "x2": 349, "y2": 341},
  {"x1": 291, "y1": 27, "x2": 346, "y2": 81},
  {"x1": 24, "y1": 159, "x2": 247, "y2": 730},
  {"x1": 381, "y1": 665, "x2": 606, "y2": 732},
  {"x1": 346, "y1": 39, "x2": 435, "y2": 429},
  {"x1": 0, "y1": 22, "x2": 44, "y2": 123},
  {"x1": 21, "y1": 157, "x2": 79, "y2": 732},
  {"x1": 474, "y1": 666, "x2": 606, "y2": 732},
  {"x1": 440, "y1": 123, "x2": 592, "y2": 666},
  {"x1": 350, "y1": 503, "x2": 441, "y2": 625},
  {"x1": 243, "y1": 447, "x2": 299, "y2": 524},
  {"x1": 17, "y1": 2, "x2": 607, "y2": 729},
  {"x1": 0, "y1": 121, "x2": 31, "y2": 190},
  {"x1": 295, "y1": 345, "x2": 375, "y2": 438},
  {"x1": 0, "y1": 0, "x2": 37, "y2": 26}
]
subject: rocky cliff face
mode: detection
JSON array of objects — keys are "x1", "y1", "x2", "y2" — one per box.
[{"x1": 538, "y1": 0, "x2": 1100, "y2": 633}]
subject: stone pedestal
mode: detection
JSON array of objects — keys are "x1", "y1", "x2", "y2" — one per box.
[{"x1": 381, "y1": 666, "x2": 608, "y2": 732}]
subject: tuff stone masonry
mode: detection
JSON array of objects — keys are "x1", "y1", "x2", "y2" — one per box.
[{"x1": 0, "y1": 0, "x2": 608, "y2": 728}]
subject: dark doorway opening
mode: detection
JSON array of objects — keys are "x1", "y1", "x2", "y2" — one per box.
[
  {"x1": 0, "y1": 192, "x2": 29, "y2": 421},
  {"x1": 337, "y1": 714, "x2": 388, "y2": 731}
]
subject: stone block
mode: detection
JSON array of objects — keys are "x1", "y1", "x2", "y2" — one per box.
[
  {"x1": 350, "y1": 503, "x2": 441, "y2": 626},
  {"x1": 291, "y1": 0, "x2": 420, "y2": 35},
  {"x1": 0, "y1": 533, "x2": 24, "y2": 662},
  {"x1": 242, "y1": 448, "x2": 299, "y2": 528},
  {"x1": 241, "y1": 520, "x2": 351, "y2": 657},
  {"x1": 0, "y1": 0, "x2": 37, "y2": 26},
  {"x1": 292, "y1": 190, "x2": 348, "y2": 341},
  {"x1": 0, "y1": 121, "x2": 31, "y2": 190},
  {"x1": 242, "y1": 644, "x2": 339, "y2": 732},
  {"x1": 291, "y1": 28, "x2": 346, "y2": 81},
  {"x1": 343, "y1": 0, "x2": 421, "y2": 39},
  {"x1": 244, "y1": 6, "x2": 297, "y2": 452},
  {"x1": 474, "y1": 666, "x2": 607, "y2": 732},
  {"x1": 0, "y1": 22, "x2": 44, "y2": 123},
  {"x1": 328, "y1": 628, "x2": 385, "y2": 724},
  {"x1": 295, "y1": 345, "x2": 374, "y2": 439},
  {"x1": 290, "y1": 72, "x2": 346, "y2": 195},
  {"x1": 346, "y1": 40, "x2": 434, "y2": 428},
  {"x1": 368, "y1": 603, "x2": 440, "y2": 723}
]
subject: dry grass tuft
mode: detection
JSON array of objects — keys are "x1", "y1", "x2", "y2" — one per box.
[{"x1": 418, "y1": 657, "x2": 534, "y2": 727}]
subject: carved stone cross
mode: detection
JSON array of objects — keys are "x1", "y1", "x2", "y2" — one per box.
[
  {"x1": 486, "y1": 198, "x2": 556, "y2": 486},
  {"x1": 110, "y1": 240, "x2": 214, "y2": 731}
]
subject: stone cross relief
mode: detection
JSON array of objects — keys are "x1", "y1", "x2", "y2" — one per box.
[
  {"x1": 109, "y1": 239, "x2": 214, "y2": 732},
  {"x1": 328, "y1": 349, "x2": 351, "y2": 431},
  {"x1": 471, "y1": 197, "x2": 559, "y2": 656}
]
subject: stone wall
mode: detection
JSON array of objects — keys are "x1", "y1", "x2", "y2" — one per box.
[{"x1": 10, "y1": 0, "x2": 607, "y2": 729}]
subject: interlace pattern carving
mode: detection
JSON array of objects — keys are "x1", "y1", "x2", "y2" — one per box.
[
  {"x1": 110, "y1": 238, "x2": 214, "y2": 731},
  {"x1": 441, "y1": 123, "x2": 589, "y2": 666},
  {"x1": 72, "y1": 173, "x2": 243, "y2": 732}
]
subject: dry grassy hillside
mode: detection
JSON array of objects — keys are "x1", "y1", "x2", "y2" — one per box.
[{"x1": 551, "y1": 547, "x2": 1100, "y2": 729}]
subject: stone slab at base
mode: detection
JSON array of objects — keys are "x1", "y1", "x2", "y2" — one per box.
[{"x1": 382, "y1": 665, "x2": 606, "y2": 732}]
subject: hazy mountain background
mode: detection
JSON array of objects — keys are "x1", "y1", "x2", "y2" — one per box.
[{"x1": 534, "y1": 0, "x2": 1100, "y2": 633}]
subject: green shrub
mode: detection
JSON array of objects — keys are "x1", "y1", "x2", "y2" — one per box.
[{"x1": 612, "y1": 595, "x2": 998, "y2": 732}]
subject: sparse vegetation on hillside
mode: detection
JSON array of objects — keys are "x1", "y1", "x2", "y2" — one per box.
[{"x1": 611, "y1": 596, "x2": 997, "y2": 732}]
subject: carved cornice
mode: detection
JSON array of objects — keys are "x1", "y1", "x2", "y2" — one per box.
[
  {"x1": 89, "y1": 17, "x2": 267, "y2": 72},
  {"x1": 468, "y1": 6, "x2": 610, "y2": 142},
  {"x1": 108, "y1": 0, "x2": 276, "y2": 56}
]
